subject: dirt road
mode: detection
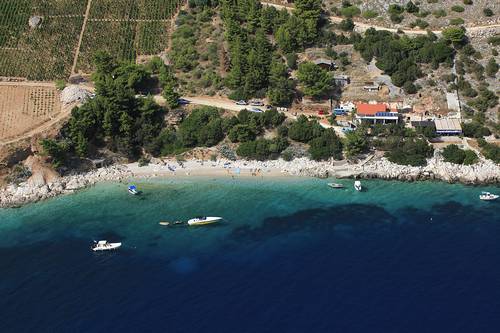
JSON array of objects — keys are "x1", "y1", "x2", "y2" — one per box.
[
  {"x1": 154, "y1": 95, "x2": 250, "y2": 111},
  {"x1": 260, "y1": 2, "x2": 500, "y2": 36}
]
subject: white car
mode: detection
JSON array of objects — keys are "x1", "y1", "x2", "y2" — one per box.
[
  {"x1": 235, "y1": 100, "x2": 247, "y2": 105},
  {"x1": 249, "y1": 107, "x2": 264, "y2": 113}
]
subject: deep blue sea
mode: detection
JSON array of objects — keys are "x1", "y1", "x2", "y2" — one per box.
[{"x1": 0, "y1": 177, "x2": 499, "y2": 332}]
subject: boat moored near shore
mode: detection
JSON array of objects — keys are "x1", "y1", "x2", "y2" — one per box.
[
  {"x1": 479, "y1": 192, "x2": 499, "y2": 201},
  {"x1": 354, "y1": 181, "x2": 362, "y2": 191},
  {"x1": 187, "y1": 216, "x2": 223, "y2": 226},
  {"x1": 128, "y1": 185, "x2": 139, "y2": 195}
]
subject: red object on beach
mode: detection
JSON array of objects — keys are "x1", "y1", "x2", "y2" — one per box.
[{"x1": 318, "y1": 110, "x2": 325, "y2": 115}]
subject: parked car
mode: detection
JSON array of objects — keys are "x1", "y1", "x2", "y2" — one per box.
[
  {"x1": 318, "y1": 110, "x2": 326, "y2": 115},
  {"x1": 235, "y1": 100, "x2": 247, "y2": 105},
  {"x1": 178, "y1": 98, "x2": 190, "y2": 105},
  {"x1": 249, "y1": 100, "x2": 264, "y2": 106},
  {"x1": 265, "y1": 105, "x2": 273, "y2": 110},
  {"x1": 249, "y1": 107, "x2": 264, "y2": 113}
]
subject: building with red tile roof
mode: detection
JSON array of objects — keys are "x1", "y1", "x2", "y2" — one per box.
[{"x1": 355, "y1": 103, "x2": 400, "y2": 124}]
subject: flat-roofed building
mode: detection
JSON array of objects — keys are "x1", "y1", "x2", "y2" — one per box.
[{"x1": 434, "y1": 118, "x2": 462, "y2": 135}]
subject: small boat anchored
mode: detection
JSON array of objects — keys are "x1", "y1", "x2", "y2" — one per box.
[
  {"x1": 354, "y1": 180, "x2": 362, "y2": 191},
  {"x1": 327, "y1": 183, "x2": 344, "y2": 189},
  {"x1": 92, "y1": 240, "x2": 122, "y2": 251},
  {"x1": 187, "y1": 216, "x2": 223, "y2": 226},
  {"x1": 479, "y1": 192, "x2": 499, "y2": 201},
  {"x1": 128, "y1": 185, "x2": 139, "y2": 195},
  {"x1": 159, "y1": 221, "x2": 183, "y2": 226}
]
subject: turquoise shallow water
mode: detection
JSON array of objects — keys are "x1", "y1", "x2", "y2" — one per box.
[
  {"x1": 0, "y1": 178, "x2": 499, "y2": 332},
  {"x1": 1, "y1": 177, "x2": 497, "y2": 251}
]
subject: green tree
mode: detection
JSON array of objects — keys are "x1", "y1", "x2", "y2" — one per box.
[
  {"x1": 339, "y1": 18, "x2": 355, "y2": 31},
  {"x1": 485, "y1": 57, "x2": 499, "y2": 77},
  {"x1": 288, "y1": 115, "x2": 323, "y2": 142},
  {"x1": 442, "y1": 27, "x2": 466, "y2": 45},
  {"x1": 228, "y1": 124, "x2": 257, "y2": 142},
  {"x1": 178, "y1": 107, "x2": 223, "y2": 147},
  {"x1": 267, "y1": 58, "x2": 295, "y2": 106},
  {"x1": 344, "y1": 130, "x2": 369, "y2": 158},
  {"x1": 483, "y1": 8, "x2": 494, "y2": 17},
  {"x1": 297, "y1": 62, "x2": 333, "y2": 99},
  {"x1": 406, "y1": 1, "x2": 419, "y2": 13},
  {"x1": 442, "y1": 144, "x2": 478, "y2": 165},
  {"x1": 308, "y1": 129, "x2": 343, "y2": 161},
  {"x1": 162, "y1": 82, "x2": 180, "y2": 109},
  {"x1": 40, "y1": 139, "x2": 70, "y2": 168}
]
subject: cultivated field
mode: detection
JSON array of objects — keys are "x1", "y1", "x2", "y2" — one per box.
[
  {"x1": 0, "y1": 0, "x2": 182, "y2": 80},
  {"x1": 0, "y1": 85, "x2": 61, "y2": 141}
]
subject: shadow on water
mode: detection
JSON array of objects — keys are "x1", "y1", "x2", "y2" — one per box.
[
  {"x1": 229, "y1": 203, "x2": 397, "y2": 243},
  {"x1": 397, "y1": 200, "x2": 499, "y2": 225},
  {"x1": 228, "y1": 200, "x2": 499, "y2": 244}
]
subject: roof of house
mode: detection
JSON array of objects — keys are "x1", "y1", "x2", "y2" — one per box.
[
  {"x1": 356, "y1": 103, "x2": 388, "y2": 115},
  {"x1": 333, "y1": 74, "x2": 349, "y2": 80},
  {"x1": 434, "y1": 118, "x2": 462, "y2": 132},
  {"x1": 313, "y1": 58, "x2": 334, "y2": 66}
]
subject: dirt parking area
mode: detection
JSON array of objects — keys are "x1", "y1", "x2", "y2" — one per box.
[{"x1": 0, "y1": 85, "x2": 62, "y2": 142}]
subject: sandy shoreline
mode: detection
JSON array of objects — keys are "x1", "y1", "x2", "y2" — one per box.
[{"x1": 1, "y1": 155, "x2": 499, "y2": 208}]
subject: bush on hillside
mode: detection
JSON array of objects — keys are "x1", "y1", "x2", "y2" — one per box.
[{"x1": 442, "y1": 144, "x2": 478, "y2": 165}]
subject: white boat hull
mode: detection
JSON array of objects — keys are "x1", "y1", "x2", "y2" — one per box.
[
  {"x1": 187, "y1": 217, "x2": 222, "y2": 226},
  {"x1": 354, "y1": 181, "x2": 362, "y2": 191},
  {"x1": 92, "y1": 242, "x2": 122, "y2": 251},
  {"x1": 479, "y1": 196, "x2": 499, "y2": 201}
]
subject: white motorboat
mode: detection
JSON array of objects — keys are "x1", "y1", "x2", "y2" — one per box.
[
  {"x1": 187, "y1": 216, "x2": 223, "y2": 226},
  {"x1": 92, "y1": 240, "x2": 122, "y2": 251},
  {"x1": 328, "y1": 183, "x2": 344, "y2": 189},
  {"x1": 354, "y1": 180, "x2": 362, "y2": 191},
  {"x1": 128, "y1": 185, "x2": 139, "y2": 195},
  {"x1": 479, "y1": 192, "x2": 499, "y2": 201}
]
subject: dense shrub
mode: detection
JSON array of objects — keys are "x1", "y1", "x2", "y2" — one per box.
[
  {"x1": 451, "y1": 5, "x2": 465, "y2": 13},
  {"x1": 477, "y1": 138, "x2": 500, "y2": 163},
  {"x1": 237, "y1": 138, "x2": 289, "y2": 160},
  {"x1": 178, "y1": 107, "x2": 223, "y2": 147},
  {"x1": 340, "y1": 6, "x2": 361, "y2": 18},
  {"x1": 288, "y1": 115, "x2": 324, "y2": 143},
  {"x1": 483, "y1": 8, "x2": 494, "y2": 17},
  {"x1": 450, "y1": 18, "x2": 464, "y2": 25},
  {"x1": 385, "y1": 138, "x2": 434, "y2": 166},
  {"x1": 462, "y1": 122, "x2": 491, "y2": 138},
  {"x1": 362, "y1": 10, "x2": 378, "y2": 19},
  {"x1": 442, "y1": 144, "x2": 478, "y2": 165},
  {"x1": 308, "y1": 129, "x2": 343, "y2": 161},
  {"x1": 433, "y1": 9, "x2": 447, "y2": 18}
]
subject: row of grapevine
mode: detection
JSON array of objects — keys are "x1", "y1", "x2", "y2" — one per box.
[
  {"x1": 0, "y1": 17, "x2": 83, "y2": 80},
  {"x1": 136, "y1": 21, "x2": 169, "y2": 55},
  {"x1": 77, "y1": 20, "x2": 138, "y2": 73},
  {"x1": 90, "y1": 0, "x2": 182, "y2": 20},
  {"x1": 0, "y1": 1, "x2": 31, "y2": 48},
  {"x1": 0, "y1": 0, "x2": 183, "y2": 79}
]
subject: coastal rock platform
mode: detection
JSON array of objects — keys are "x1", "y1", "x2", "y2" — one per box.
[{"x1": 1, "y1": 156, "x2": 498, "y2": 208}]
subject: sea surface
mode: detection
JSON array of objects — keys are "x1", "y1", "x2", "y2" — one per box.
[{"x1": 0, "y1": 177, "x2": 499, "y2": 332}]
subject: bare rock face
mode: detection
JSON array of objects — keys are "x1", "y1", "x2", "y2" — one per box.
[
  {"x1": 24, "y1": 155, "x2": 59, "y2": 186},
  {"x1": 28, "y1": 16, "x2": 42, "y2": 29},
  {"x1": 60, "y1": 85, "x2": 91, "y2": 105}
]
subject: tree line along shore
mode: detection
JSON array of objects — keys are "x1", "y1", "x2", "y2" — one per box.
[{"x1": 1, "y1": 0, "x2": 499, "y2": 196}]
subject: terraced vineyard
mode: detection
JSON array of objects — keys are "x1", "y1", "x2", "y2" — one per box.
[{"x1": 0, "y1": 0, "x2": 182, "y2": 80}]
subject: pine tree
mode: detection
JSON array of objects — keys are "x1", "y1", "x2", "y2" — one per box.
[
  {"x1": 267, "y1": 58, "x2": 294, "y2": 106},
  {"x1": 162, "y1": 82, "x2": 180, "y2": 109}
]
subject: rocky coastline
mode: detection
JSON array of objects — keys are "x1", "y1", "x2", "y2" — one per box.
[{"x1": 1, "y1": 155, "x2": 499, "y2": 208}]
